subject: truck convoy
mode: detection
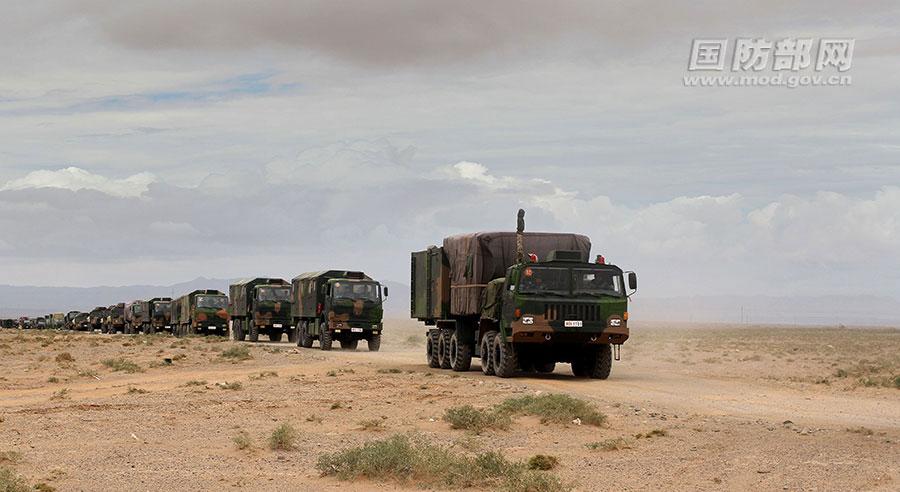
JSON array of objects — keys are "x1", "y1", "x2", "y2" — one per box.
[
  {"x1": 171, "y1": 290, "x2": 229, "y2": 337},
  {"x1": 291, "y1": 270, "x2": 388, "y2": 351},
  {"x1": 411, "y1": 209, "x2": 636, "y2": 378},
  {"x1": 148, "y1": 297, "x2": 173, "y2": 334},
  {"x1": 229, "y1": 278, "x2": 292, "y2": 342}
]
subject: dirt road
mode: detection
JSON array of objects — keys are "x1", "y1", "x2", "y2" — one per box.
[{"x1": 0, "y1": 322, "x2": 897, "y2": 491}]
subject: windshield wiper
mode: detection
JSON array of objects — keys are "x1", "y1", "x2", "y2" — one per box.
[{"x1": 576, "y1": 291, "x2": 622, "y2": 298}]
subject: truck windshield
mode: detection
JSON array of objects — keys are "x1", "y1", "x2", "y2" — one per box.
[
  {"x1": 332, "y1": 282, "x2": 380, "y2": 301},
  {"x1": 197, "y1": 296, "x2": 227, "y2": 308},
  {"x1": 133, "y1": 305, "x2": 143, "y2": 314},
  {"x1": 257, "y1": 287, "x2": 291, "y2": 302},
  {"x1": 519, "y1": 267, "x2": 569, "y2": 294},
  {"x1": 572, "y1": 269, "x2": 624, "y2": 297},
  {"x1": 153, "y1": 302, "x2": 171, "y2": 314}
]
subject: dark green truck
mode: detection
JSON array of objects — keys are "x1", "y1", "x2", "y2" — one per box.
[
  {"x1": 172, "y1": 289, "x2": 229, "y2": 337},
  {"x1": 411, "y1": 210, "x2": 637, "y2": 378},
  {"x1": 229, "y1": 278, "x2": 292, "y2": 342},
  {"x1": 291, "y1": 270, "x2": 388, "y2": 351}
]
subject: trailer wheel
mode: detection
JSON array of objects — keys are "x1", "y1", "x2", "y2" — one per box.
[
  {"x1": 368, "y1": 333, "x2": 381, "y2": 352},
  {"x1": 437, "y1": 329, "x2": 452, "y2": 369},
  {"x1": 249, "y1": 323, "x2": 259, "y2": 342},
  {"x1": 298, "y1": 321, "x2": 314, "y2": 348},
  {"x1": 491, "y1": 335, "x2": 517, "y2": 378},
  {"x1": 449, "y1": 330, "x2": 472, "y2": 372},
  {"x1": 287, "y1": 325, "x2": 298, "y2": 344},
  {"x1": 269, "y1": 330, "x2": 283, "y2": 343},
  {"x1": 426, "y1": 330, "x2": 440, "y2": 368},
  {"x1": 480, "y1": 331, "x2": 496, "y2": 375},
  {"x1": 320, "y1": 326, "x2": 333, "y2": 351},
  {"x1": 340, "y1": 339, "x2": 358, "y2": 350}
]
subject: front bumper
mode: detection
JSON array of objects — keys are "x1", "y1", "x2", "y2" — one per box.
[{"x1": 509, "y1": 316, "x2": 628, "y2": 344}]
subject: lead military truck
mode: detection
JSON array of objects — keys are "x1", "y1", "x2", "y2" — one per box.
[
  {"x1": 229, "y1": 278, "x2": 292, "y2": 342},
  {"x1": 291, "y1": 270, "x2": 388, "y2": 351},
  {"x1": 411, "y1": 210, "x2": 637, "y2": 378},
  {"x1": 172, "y1": 290, "x2": 229, "y2": 337}
]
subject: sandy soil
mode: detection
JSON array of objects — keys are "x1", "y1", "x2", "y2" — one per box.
[{"x1": 0, "y1": 320, "x2": 898, "y2": 491}]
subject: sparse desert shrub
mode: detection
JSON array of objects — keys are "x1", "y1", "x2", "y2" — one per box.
[
  {"x1": 586, "y1": 438, "x2": 630, "y2": 451},
  {"x1": 377, "y1": 368, "x2": 403, "y2": 374},
  {"x1": 233, "y1": 432, "x2": 253, "y2": 450},
  {"x1": 46, "y1": 377, "x2": 59, "y2": 383},
  {"x1": 101, "y1": 357, "x2": 143, "y2": 373},
  {"x1": 217, "y1": 381, "x2": 243, "y2": 391},
  {"x1": 127, "y1": 386, "x2": 148, "y2": 394},
  {"x1": 184, "y1": 380, "x2": 207, "y2": 387},
  {"x1": 269, "y1": 423, "x2": 298, "y2": 451},
  {"x1": 54, "y1": 352, "x2": 74, "y2": 364},
  {"x1": 326, "y1": 370, "x2": 338, "y2": 377},
  {"x1": 307, "y1": 415, "x2": 323, "y2": 423},
  {"x1": 496, "y1": 394, "x2": 606, "y2": 427},
  {"x1": 358, "y1": 419, "x2": 386, "y2": 432},
  {"x1": 846, "y1": 427, "x2": 874, "y2": 436},
  {"x1": 0, "y1": 451, "x2": 23, "y2": 464},
  {"x1": 443, "y1": 405, "x2": 511, "y2": 434},
  {"x1": 33, "y1": 483, "x2": 56, "y2": 492},
  {"x1": 0, "y1": 466, "x2": 30, "y2": 492},
  {"x1": 249, "y1": 371, "x2": 278, "y2": 380},
  {"x1": 527, "y1": 455, "x2": 559, "y2": 470},
  {"x1": 316, "y1": 434, "x2": 564, "y2": 491},
  {"x1": 219, "y1": 346, "x2": 252, "y2": 361},
  {"x1": 634, "y1": 429, "x2": 668, "y2": 439},
  {"x1": 50, "y1": 388, "x2": 69, "y2": 400}
]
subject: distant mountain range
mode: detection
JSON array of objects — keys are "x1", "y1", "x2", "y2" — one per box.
[
  {"x1": 2, "y1": 279, "x2": 896, "y2": 327},
  {"x1": 0, "y1": 277, "x2": 410, "y2": 318}
]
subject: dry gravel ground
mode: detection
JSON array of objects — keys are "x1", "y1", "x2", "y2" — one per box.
[{"x1": 0, "y1": 320, "x2": 898, "y2": 491}]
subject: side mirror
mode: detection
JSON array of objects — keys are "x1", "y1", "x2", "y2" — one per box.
[
  {"x1": 383, "y1": 286, "x2": 389, "y2": 297},
  {"x1": 626, "y1": 272, "x2": 638, "y2": 293}
]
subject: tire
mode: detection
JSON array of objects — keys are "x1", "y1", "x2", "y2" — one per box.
[
  {"x1": 269, "y1": 330, "x2": 283, "y2": 343},
  {"x1": 298, "y1": 321, "x2": 314, "y2": 348},
  {"x1": 449, "y1": 330, "x2": 472, "y2": 372},
  {"x1": 480, "y1": 331, "x2": 496, "y2": 375},
  {"x1": 536, "y1": 361, "x2": 556, "y2": 374},
  {"x1": 148, "y1": 326, "x2": 156, "y2": 335},
  {"x1": 571, "y1": 356, "x2": 590, "y2": 378},
  {"x1": 426, "y1": 330, "x2": 440, "y2": 368},
  {"x1": 590, "y1": 345, "x2": 613, "y2": 379},
  {"x1": 491, "y1": 334, "x2": 517, "y2": 378},
  {"x1": 232, "y1": 320, "x2": 243, "y2": 341},
  {"x1": 437, "y1": 329, "x2": 452, "y2": 369},
  {"x1": 368, "y1": 333, "x2": 381, "y2": 352},
  {"x1": 287, "y1": 325, "x2": 298, "y2": 344},
  {"x1": 249, "y1": 323, "x2": 259, "y2": 342},
  {"x1": 142, "y1": 324, "x2": 150, "y2": 335},
  {"x1": 124, "y1": 324, "x2": 133, "y2": 335},
  {"x1": 320, "y1": 326, "x2": 333, "y2": 351},
  {"x1": 340, "y1": 339, "x2": 358, "y2": 350}
]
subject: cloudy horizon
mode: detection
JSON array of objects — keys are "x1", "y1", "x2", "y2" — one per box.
[{"x1": 2, "y1": 2, "x2": 899, "y2": 308}]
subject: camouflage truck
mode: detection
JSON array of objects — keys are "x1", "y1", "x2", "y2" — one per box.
[
  {"x1": 104, "y1": 303, "x2": 126, "y2": 334},
  {"x1": 124, "y1": 300, "x2": 151, "y2": 334},
  {"x1": 88, "y1": 306, "x2": 108, "y2": 332},
  {"x1": 291, "y1": 270, "x2": 388, "y2": 351},
  {"x1": 50, "y1": 313, "x2": 65, "y2": 330},
  {"x1": 73, "y1": 312, "x2": 91, "y2": 331},
  {"x1": 64, "y1": 311, "x2": 81, "y2": 330},
  {"x1": 0, "y1": 319, "x2": 16, "y2": 329},
  {"x1": 148, "y1": 297, "x2": 173, "y2": 334},
  {"x1": 171, "y1": 290, "x2": 229, "y2": 337},
  {"x1": 229, "y1": 278, "x2": 292, "y2": 342},
  {"x1": 411, "y1": 210, "x2": 637, "y2": 379}
]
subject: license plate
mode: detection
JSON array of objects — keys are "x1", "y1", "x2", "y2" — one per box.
[
  {"x1": 351, "y1": 327, "x2": 363, "y2": 333},
  {"x1": 273, "y1": 324, "x2": 283, "y2": 328},
  {"x1": 564, "y1": 320, "x2": 583, "y2": 328}
]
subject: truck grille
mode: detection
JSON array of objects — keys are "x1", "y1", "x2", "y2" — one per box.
[{"x1": 544, "y1": 303, "x2": 600, "y2": 322}]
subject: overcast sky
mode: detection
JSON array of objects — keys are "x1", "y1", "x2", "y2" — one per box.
[{"x1": 1, "y1": 1, "x2": 899, "y2": 301}]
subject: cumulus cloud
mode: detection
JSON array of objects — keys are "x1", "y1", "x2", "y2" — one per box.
[{"x1": 0, "y1": 167, "x2": 155, "y2": 198}]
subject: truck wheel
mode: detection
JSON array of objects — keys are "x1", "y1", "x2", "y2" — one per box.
[
  {"x1": 368, "y1": 334, "x2": 381, "y2": 352},
  {"x1": 287, "y1": 325, "x2": 298, "y2": 344},
  {"x1": 491, "y1": 335, "x2": 517, "y2": 378},
  {"x1": 480, "y1": 331, "x2": 496, "y2": 375},
  {"x1": 320, "y1": 327, "x2": 333, "y2": 351},
  {"x1": 449, "y1": 331, "x2": 472, "y2": 372},
  {"x1": 148, "y1": 325, "x2": 156, "y2": 335},
  {"x1": 269, "y1": 331, "x2": 283, "y2": 343},
  {"x1": 426, "y1": 330, "x2": 440, "y2": 368},
  {"x1": 298, "y1": 322, "x2": 314, "y2": 348},
  {"x1": 124, "y1": 324, "x2": 132, "y2": 335},
  {"x1": 590, "y1": 345, "x2": 613, "y2": 379},
  {"x1": 249, "y1": 323, "x2": 259, "y2": 342},
  {"x1": 536, "y1": 361, "x2": 556, "y2": 374},
  {"x1": 571, "y1": 356, "x2": 589, "y2": 378},
  {"x1": 234, "y1": 320, "x2": 246, "y2": 341},
  {"x1": 142, "y1": 324, "x2": 150, "y2": 335},
  {"x1": 340, "y1": 339, "x2": 358, "y2": 350},
  {"x1": 437, "y1": 329, "x2": 452, "y2": 369}
]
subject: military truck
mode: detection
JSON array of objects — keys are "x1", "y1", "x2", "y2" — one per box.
[
  {"x1": 172, "y1": 290, "x2": 229, "y2": 337},
  {"x1": 73, "y1": 312, "x2": 91, "y2": 331},
  {"x1": 229, "y1": 278, "x2": 292, "y2": 342},
  {"x1": 0, "y1": 319, "x2": 16, "y2": 329},
  {"x1": 291, "y1": 270, "x2": 388, "y2": 351},
  {"x1": 88, "y1": 306, "x2": 108, "y2": 332},
  {"x1": 64, "y1": 311, "x2": 81, "y2": 330},
  {"x1": 124, "y1": 300, "x2": 151, "y2": 334},
  {"x1": 49, "y1": 313, "x2": 65, "y2": 330},
  {"x1": 148, "y1": 297, "x2": 173, "y2": 334},
  {"x1": 411, "y1": 210, "x2": 637, "y2": 379},
  {"x1": 104, "y1": 303, "x2": 125, "y2": 334}
]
